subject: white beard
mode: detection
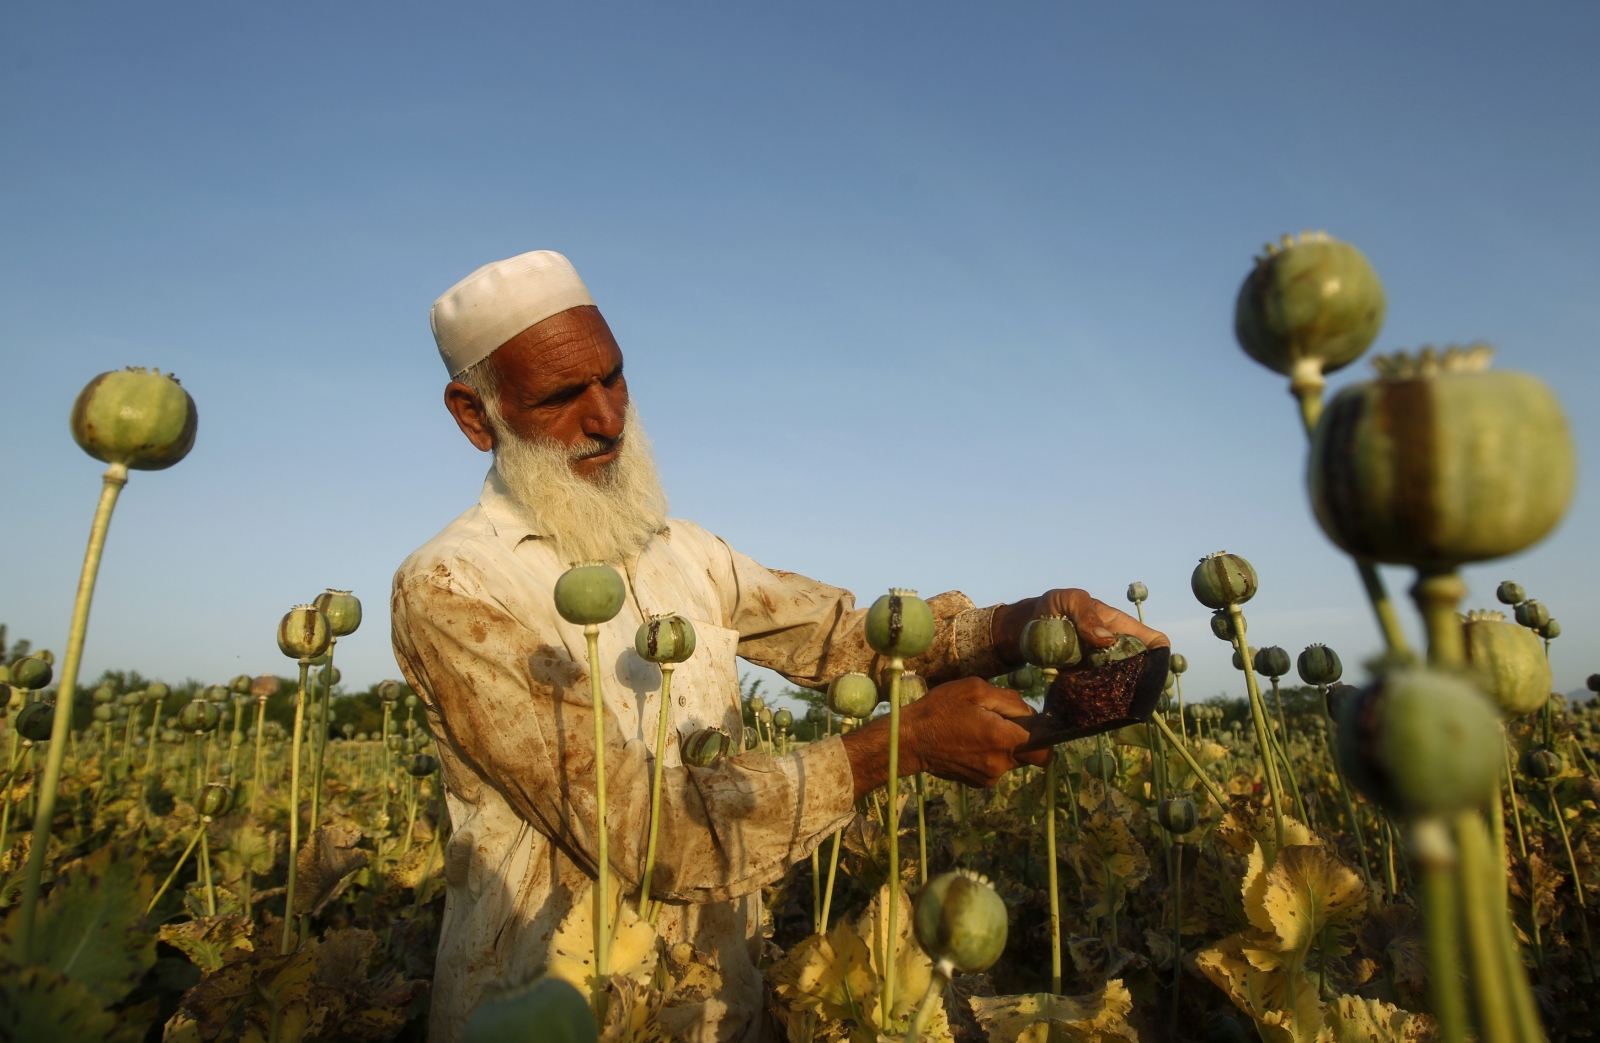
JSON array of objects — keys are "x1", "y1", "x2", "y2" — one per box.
[{"x1": 488, "y1": 401, "x2": 669, "y2": 565}]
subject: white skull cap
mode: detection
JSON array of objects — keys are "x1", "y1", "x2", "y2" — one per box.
[{"x1": 430, "y1": 250, "x2": 595, "y2": 377}]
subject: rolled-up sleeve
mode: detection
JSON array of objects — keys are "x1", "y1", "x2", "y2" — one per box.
[
  {"x1": 712, "y1": 541, "x2": 1008, "y2": 689},
  {"x1": 392, "y1": 556, "x2": 855, "y2": 905}
]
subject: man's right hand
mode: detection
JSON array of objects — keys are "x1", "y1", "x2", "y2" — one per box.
[{"x1": 838, "y1": 677, "x2": 1049, "y2": 800}]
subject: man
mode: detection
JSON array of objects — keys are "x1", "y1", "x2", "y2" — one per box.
[{"x1": 392, "y1": 250, "x2": 1167, "y2": 1042}]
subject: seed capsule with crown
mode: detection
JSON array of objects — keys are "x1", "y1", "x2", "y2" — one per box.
[
  {"x1": 229, "y1": 674, "x2": 252, "y2": 695},
  {"x1": 1463, "y1": 610, "x2": 1551, "y2": 718},
  {"x1": 1126, "y1": 582, "x2": 1148, "y2": 605},
  {"x1": 312, "y1": 589, "x2": 362, "y2": 637},
  {"x1": 552, "y1": 562, "x2": 626, "y2": 626},
  {"x1": 864, "y1": 589, "x2": 935, "y2": 659},
  {"x1": 1019, "y1": 615, "x2": 1081, "y2": 672},
  {"x1": 70, "y1": 367, "x2": 198, "y2": 470},
  {"x1": 377, "y1": 680, "x2": 401, "y2": 704},
  {"x1": 1539, "y1": 619, "x2": 1560, "y2": 640},
  {"x1": 1192, "y1": 553, "x2": 1258, "y2": 610},
  {"x1": 1297, "y1": 644, "x2": 1343, "y2": 686},
  {"x1": 773, "y1": 708, "x2": 793, "y2": 730},
  {"x1": 1520, "y1": 748, "x2": 1562, "y2": 780},
  {"x1": 1170, "y1": 653, "x2": 1188, "y2": 674},
  {"x1": 200, "y1": 783, "x2": 234, "y2": 817},
  {"x1": 635, "y1": 613, "x2": 697, "y2": 664},
  {"x1": 1254, "y1": 646, "x2": 1291, "y2": 679},
  {"x1": 827, "y1": 673, "x2": 878, "y2": 719},
  {"x1": 914, "y1": 869, "x2": 1008, "y2": 974},
  {"x1": 407, "y1": 754, "x2": 440, "y2": 777},
  {"x1": 1210, "y1": 611, "x2": 1240, "y2": 642},
  {"x1": 1234, "y1": 232, "x2": 1386, "y2": 385},
  {"x1": 277, "y1": 605, "x2": 331, "y2": 661},
  {"x1": 1310, "y1": 346, "x2": 1575, "y2": 568}
]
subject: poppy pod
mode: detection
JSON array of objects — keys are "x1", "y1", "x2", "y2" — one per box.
[
  {"x1": 827, "y1": 673, "x2": 878, "y2": 719},
  {"x1": 1234, "y1": 232, "x2": 1386, "y2": 385},
  {"x1": 1019, "y1": 615, "x2": 1081, "y2": 671},
  {"x1": 277, "y1": 605, "x2": 330, "y2": 661},
  {"x1": 682, "y1": 728, "x2": 731, "y2": 767},
  {"x1": 864, "y1": 589, "x2": 935, "y2": 659},
  {"x1": 1462, "y1": 610, "x2": 1551, "y2": 719},
  {"x1": 1309, "y1": 346, "x2": 1575, "y2": 568},
  {"x1": 635, "y1": 613, "x2": 697, "y2": 665},
  {"x1": 552, "y1": 561, "x2": 625, "y2": 626},
  {"x1": 914, "y1": 869, "x2": 1008, "y2": 974},
  {"x1": 1192, "y1": 553, "x2": 1258, "y2": 610},
  {"x1": 70, "y1": 367, "x2": 198, "y2": 470},
  {"x1": 1158, "y1": 797, "x2": 1198, "y2": 835},
  {"x1": 313, "y1": 589, "x2": 362, "y2": 638},
  {"x1": 1297, "y1": 644, "x2": 1343, "y2": 687}
]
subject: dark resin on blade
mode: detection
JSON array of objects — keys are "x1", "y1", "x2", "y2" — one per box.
[{"x1": 1020, "y1": 646, "x2": 1170, "y2": 750}]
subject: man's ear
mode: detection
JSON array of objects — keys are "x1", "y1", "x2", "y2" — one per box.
[{"x1": 444, "y1": 381, "x2": 497, "y2": 452}]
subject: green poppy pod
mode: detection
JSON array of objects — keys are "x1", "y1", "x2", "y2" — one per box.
[
  {"x1": 1126, "y1": 582, "x2": 1149, "y2": 604},
  {"x1": 318, "y1": 665, "x2": 341, "y2": 687},
  {"x1": 1157, "y1": 796, "x2": 1198, "y2": 835},
  {"x1": 1019, "y1": 615, "x2": 1082, "y2": 671},
  {"x1": 682, "y1": 728, "x2": 731, "y2": 767},
  {"x1": 217, "y1": 763, "x2": 233, "y2": 779},
  {"x1": 342, "y1": 724, "x2": 355, "y2": 739},
  {"x1": 1520, "y1": 748, "x2": 1562, "y2": 781},
  {"x1": 757, "y1": 707, "x2": 772, "y2": 726},
  {"x1": 1337, "y1": 667, "x2": 1501, "y2": 818},
  {"x1": 552, "y1": 562, "x2": 626, "y2": 626},
  {"x1": 10, "y1": 657, "x2": 52, "y2": 690},
  {"x1": 310, "y1": 702, "x2": 325, "y2": 723},
  {"x1": 277, "y1": 605, "x2": 331, "y2": 661},
  {"x1": 16, "y1": 700, "x2": 55, "y2": 742},
  {"x1": 773, "y1": 708, "x2": 793, "y2": 730},
  {"x1": 1083, "y1": 751, "x2": 1117, "y2": 779},
  {"x1": 92, "y1": 704, "x2": 114, "y2": 722},
  {"x1": 404, "y1": 695, "x2": 418, "y2": 709},
  {"x1": 146, "y1": 680, "x2": 169, "y2": 702},
  {"x1": 749, "y1": 695, "x2": 765, "y2": 713},
  {"x1": 1496, "y1": 581, "x2": 1526, "y2": 606},
  {"x1": 914, "y1": 869, "x2": 1008, "y2": 974},
  {"x1": 113, "y1": 704, "x2": 128, "y2": 722},
  {"x1": 1009, "y1": 665, "x2": 1039, "y2": 691},
  {"x1": 206, "y1": 684, "x2": 229, "y2": 704},
  {"x1": 1309, "y1": 347, "x2": 1575, "y2": 569},
  {"x1": 93, "y1": 685, "x2": 115, "y2": 705},
  {"x1": 1164, "y1": 671, "x2": 1176, "y2": 692},
  {"x1": 463, "y1": 974, "x2": 598, "y2": 1043},
  {"x1": 249, "y1": 675, "x2": 278, "y2": 699},
  {"x1": 120, "y1": 691, "x2": 142, "y2": 708},
  {"x1": 1297, "y1": 644, "x2": 1343, "y2": 687},
  {"x1": 1210, "y1": 612, "x2": 1241, "y2": 642},
  {"x1": 1254, "y1": 646, "x2": 1291, "y2": 679},
  {"x1": 635, "y1": 613, "x2": 697, "y2": 665},
  {"x1": 313, "y1": 589, "x2": 363, "y2": 638},
  {"x1": 805, "y1": 705, "x2": 827, "y2": 725},
  {"x1": 864, "y1": 589, "x2": 936, "y2": 659},
  {"x1": 160, "y1": 728, "x2": 180, "y2": 744},
  {"x1": 1171, "y1": 653, "x2": 1188, "y2": 675},
  {"x1": 377, "y1": 679, "x2": 401, "y2": 704},
  {"x1": 1514, "y1": 600, "x2": 1551, "y2": 630},
  {"x1": 229, "y1": 674, "x2": 252, "y2": 694},
  {"x1": 200, "y1": 783, "x2": 234, "y2": 818},
  {"x1": 70, "y1": 367, "x2": 198, "y2": 470},
  {"x1": 1463, "y1": 610, "x2": 1551, "y2": 719},
  {"x1": 1540, "y1": 619, "x2": 1560, "y2": 640},
  {"x1": 1234, "y1": 233, "x2": 1386, "y2": 383},
  {"x1": 356, "y1": 732, "x2": 369, "y2": 742},
  {"x1": 1587, "y1": 675, "x2": 1600, "y2": 693},
  {"x1": 179, "y1": 700, "x2": 221, "y2": 733},
  {"x1": 1157, "y1": 694, "x2": 1173, "y2": 713},
  {"x1": 308, "y1": 653, "x2": 330, "y2": 667},
  {"x1": 407, "y1": 754, "x2": 440, "y2": 778},
  {"x1": 1191, "y1": 552, "x2": 1258, "y2": 610},
  {"x1": 1231, "y1": 646, "x2": 1252, "y2": 671},
  {"x1": 827, "y1": 673, "x2": 878, "y2": 719},
  {"x1": 387, "y1": 734, "x2": 404, "y2": 752}
]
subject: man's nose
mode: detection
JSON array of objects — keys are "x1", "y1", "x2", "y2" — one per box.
[{"x1": 578, "y1": 381, "x2": 626, "y2": 441}]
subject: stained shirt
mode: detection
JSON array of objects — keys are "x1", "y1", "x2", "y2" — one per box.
[{"x1": 390, "y1": 469, "x2": 1007, "y2": 1042}]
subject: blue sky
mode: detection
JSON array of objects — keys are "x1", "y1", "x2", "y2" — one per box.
[{"x1": 2, "y1": 2, "x2": 1595, "y2": 706}]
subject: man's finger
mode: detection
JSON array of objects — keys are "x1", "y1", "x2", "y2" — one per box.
[
  {"x1": 1013, "y1": 746, "x2": 1051, "y2": 769},
  {"x1": 964, "y1": 681, "x2": 1036, "y2": 720},
  {"x1": 1091, "y1": 603, "x2": 1171, "y2": 650}
]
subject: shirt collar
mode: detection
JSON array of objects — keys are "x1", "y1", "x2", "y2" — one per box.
[{"x1": 477, "y1": 465, "x2": 549, "y2": 549}]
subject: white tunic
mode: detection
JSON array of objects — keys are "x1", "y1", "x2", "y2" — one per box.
[{"x1": 390, "y1": 469, "x2": 1005, "y2": 1042}]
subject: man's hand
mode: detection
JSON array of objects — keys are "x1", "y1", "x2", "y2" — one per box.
[
  {"x1": 840, "y1": 677, "x2": 1049, "y2": 800},
  {"x1": 991, "y1": 587, "x2": 1169, "y2": 667}
]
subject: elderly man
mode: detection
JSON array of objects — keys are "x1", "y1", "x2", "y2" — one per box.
[{"x1": 392, "y1": 250, "x2": 1167, "y2": 1042}]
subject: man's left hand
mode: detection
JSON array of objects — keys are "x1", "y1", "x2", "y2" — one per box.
[{"x1": 991, "y1": 587, "x2": 1169, "y2": 667}]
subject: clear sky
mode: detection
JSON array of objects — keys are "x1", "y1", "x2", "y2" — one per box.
[{"x1": 2, "y1": 2, "x2": 1595, "y2": 706}]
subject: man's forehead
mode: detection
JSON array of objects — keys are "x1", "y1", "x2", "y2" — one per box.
[{"x1": 492, "y1": 306, "x2": 622, "y2": 389}]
